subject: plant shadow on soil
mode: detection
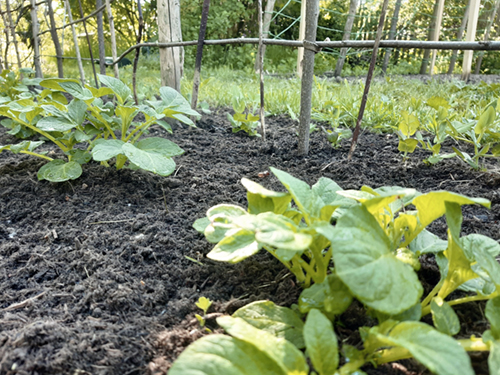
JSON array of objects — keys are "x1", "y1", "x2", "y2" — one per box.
[{"x1": 1, "y1": 109, "x2": 499, "y2": 375}]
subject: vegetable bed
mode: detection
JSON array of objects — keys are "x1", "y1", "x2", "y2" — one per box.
[{"x1": 1, "y1": 110, "x2": 499, "y2": 374}]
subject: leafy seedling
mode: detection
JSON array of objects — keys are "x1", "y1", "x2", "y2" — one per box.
[{"x1": 195, "y1": 297, "x2": 213, "y2": 332}]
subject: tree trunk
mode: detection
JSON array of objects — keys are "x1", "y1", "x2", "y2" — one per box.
[
  {"x1": 420, "y1": 0, "x2": 440, "y2": 74},
  {"x1": 334, "y1": 0, "x2": 359, "y2": 77},
  {"x1": 47, "y1": 0, "x2": 64, "y2": 77},
  {"x1": 158, "y1": 0, "x2": 183, "y2": 91},
  {"x1": 31, "y1": 0, "x2": 43, "y2": 78},
  {"x1": 254, "y1": 0, "x2": 276, "y2": 73},
  {"x1": 298, "y1": 0, "x2": 319, "y2": 155},
  {"x1": 474, "y1": 0, "x2": 500, "y2": 74},
  {"x1": 462, "y1": 0, "x2": 480, "y2": 80},
  {"x1": 448, "y1": 0, "x2": 470, "y2": 74},
  {"x1": 105, "y1": 0, "x2": 119, "y2": 78},
  {"x1": 381, "y1": 0, "x2": 402, "y2": 74},
  {"x1": 96, "y1": 0, "x2": 106, "y2": 75}
]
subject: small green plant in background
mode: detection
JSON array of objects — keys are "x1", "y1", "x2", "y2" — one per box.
[
  {"x1": 226, "y1": 89, "x2": 261, "y2": 137},
  {"x1": 195, "y1": 297, "x2": 213, "y2": 333}
]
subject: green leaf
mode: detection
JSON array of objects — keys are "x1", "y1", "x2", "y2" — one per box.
[
  {"x1": 122, "y1": 143, "x2": 176, "y2": 176},
  {"x1": 303, "y1": 309, "x2": 339, "y2": 375},
  {"x1": 9, "y1": 140, "x2": 44, "y2": 153},
  {"x1": 488, "y1": 339, "x2": 500, "y2": 375},
  {"x1": 373, "y1": 303, "x2": 422, "y2": 324},
  {"x1": 326, "y1": 205, "x2": 423, "y2": 315},
  {"x1": 68, "y1": 149, "x2": 91, "y2": 165},
  {"x1": 193, "y1": 217, "x2": 211, "y2": 233},
  {"x1": 59, "y1": 81, "x2": 94, "y2": 101},
  {"x1": 486, "y1": 297, "x2": 500, "y2": 339},
  {"x1": 409, "y1": 229, "x2": 448, "y2": 255},
  {"x1": 135, "y1": 137, "x2": 184, "y2": 157},
  {"x1": 241, "y1": 178, "x2": 291, "y2": 215},
  {"x1": 427, "y1": 96, "x2": 450, "y2": 110},
  {"x1": 217, "y1": 316, "x2": 309, "y2": 375},
  {"x1": 398, "y1": 111, "x2": 420, "y2": 137},
  {"x1": 91, "y1": 139, "x2": 126, "y2": 161},
  {"x1": 430, "y1": 297, "x2": 460, "y2": 335},
  {"x1": 37, "y1": 160, "x2": 82, "y2": 182},
  {"x1": 39, "y1": 77, "x2": 81, "y2": 91},
  {"x1": 67, "y1": 99, "x2": 87, "y2": 125},
  {"x1": 169, "y1": 334, "x2": 289, "y2": 375},
  {"x1": 298, "y1": 273, "x2": 353, "y2": 317},
  {"x1": 196, "y1": 297, "x2": 213, "y2": 312},
  {"x1": 98, "y1": 74, "x2": 131, "y2": 104},
  {"x1": 37, "y1": 116, "x2": 76, "y2": 132},
  {"x1": 398, "y1": 138, "x2": 419, "y2": 153},
  {"x1": 373, "y1": 322, "x2": 473, "y2": 375},
  {"x1": 233, "y1": 301, "x2": 305, "y2": 349},
  {"x1": 475, "y1": 106, "x2": 496, "y2": 134},
  {"x1": 205, "y1": 204, "x2": 248, "y2": 243},
  {"x1": 208, "y1": 229, "x2": 261, "y2": 263}
]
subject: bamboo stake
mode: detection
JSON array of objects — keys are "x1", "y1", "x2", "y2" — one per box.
[
  {"x1": 462, "y1": 0, "x2": 481, "y2": 81},
  {"x1": 429, "y1": 0, "x2": 446, "y2": 74},
  {"x1": 258, "y1": 0, "x2": 266, "y2": 140},
  {"x1": 77, "y1": 0, "x2": 99, "y2": 87},
  {"x1": 448, "y1": 0, "x2": 470, "y2": 74},
  {"x1": 475, "y1": 0, "x2": 500, "y2": 74},
  {"x1": 96, "y1": 0, "x2": 106, "y2": 75},
  {"x1": 296, "y1": 0, "x2": 307, "y2": 78},
  {"x1": 0, "y1": 2, "x2": 11, "y2": 69},
  {"x1": 5, "y1": 0, "x2": 22, "y2": 73},
  {"x1": 348, "y1": 0, "x2": 390, "y2": 160},
  {"x1": 254, "y1": 0, "x2": 276, "y2": 73},
  {"x1": 133, "y1": 0, "x2": 144, "y2": 104},
  {"x1": 191, "y1": 0, "x2": 210, "y2": 112},
  {"x1": 65, "y1": 0, "x2": 85, "y2": 84},
  {"x1": 31, "y1": 0, "x2": 43, "y2": 77},
  {"x1": 47, "y1": 0, "x2": 64, "y2": 77},
  {"x1": 298, "y1": 0, "x2": 319, "y2": 155},
  {"x1": 105, "y1": 0, "x2": 119, "y2": 78}
]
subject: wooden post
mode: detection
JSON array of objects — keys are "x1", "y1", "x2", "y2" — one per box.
[
  {"x1": 258, "y1": 0, "x2": 266, "y2": 140},
  {"x1": 65, "y1": 0, "x2": 85, "y2": 84},
  {"x1": 420, "y1": 1, "x2": 440, "y2": 74},
  {"x1": 462, "y1": 0, "x2": 481, "y2": 80},
  {"x1": 47, "y1": 0, "x2": 64, "y2": 77},
  {"x1": 31, "y1": 0, "x2": 43, "y2": 78},
  {"x1": 133, "y1": 0, "x2": 144, "y2": 104},
  {"x1": 296, "y1": 0, "x2": 306, "y2": 77},
  {"x1": 191, "y1": 0, "x2": 210, "y2": 111},
  {"x1": 0, "y1": 2, "x2": 11, "y2": 69},
  {"x1": 429, "y1": 0, "x2": 446, "y2": 74},
  {"x1": 105, "y1": 0, "x2": 119, "y2": 78},
  {"x1": 298, "y1": 0, "x2": 319, "y2": 155},
  {"x1": 6, "y1": 0, "x2": 23, "y2": 73},
  {"x1": 158, "y1": 0, "x2": 184, "y2": 91},
  {"x1": 96, "y1": 0, "x2": 106, "y2": 75},
  {"x1": 254, "y1": 0, "x2": 276, "y2": 73},
  {"x1": 448, "y1": 0, "x2": 470, "y2": 74},
  {"x1": 348, "y1": 0, "x2": 390, "y2": 160},
  {"x1": 77, "y1": 0, "x2": 99, "y2": 87},
  {"x1": 474, "y1": 0, "x2": 500, "y2": 73},
  {"x1": 381, "y1": 0, "x2": 402, "y2": 74},
  {"x1": 334, "y1": 0, "x2": 359, "y2": 77}
]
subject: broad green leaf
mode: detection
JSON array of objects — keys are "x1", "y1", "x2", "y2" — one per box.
[
  {"x1": 39, "y1": 77, "x2": 81, "y2": 91},
  {"x1": 169, "y1": 334, "x2": 288, "y2": 375},
  {"x1": 325, "y1": 205, "x2": 422, "y2": 314},
  {"x1": 122, "y1": 143, "x2": 176, "y2": 176},
  {"x1": 217, "y1": 316, "x2": 309, "y2": 375},
  {"x1": 135, "y1": 137, "x2": 184, "y2": 157},
  {"x1": 241, "y1": 178, "x2": 291, "y2": 215},
  {"x1": 427, "y1": 96, "x2": 450, "y2": 110},
  {"x1": 205, "y1": 204, "x2": 248, "y2": 243},
  {"x1": 311, "y1": 177, "x2": 344, "y2": 220},
  {"x1": 298, "y1": 273, "x2": 353, "y2": 317},
  {"x1": 98, "y1": 74, "x2": 131, "y2": 104},
  {"x1": 373, "y1": 302, "x2": 422, "y2": 324},
  {"x1": 409, "y1": 229, "x2": 448, "y2": 255},
  {"x1": 208, "y1": 229, "x2": 261, "y2": 263},
  {"x1": 233, "y1": 301, "x2": 305, "y2": 348},
  {"x1": 37, "y1": 160, "x2": 82, "y2": 182},
  {"x1": 304, "y1": 309, "x2": 339, "y2": 375},
  {"x1": 398, "y1": 111, "x2": 420, "y2": 137},
  {"x1": 9, "y1": 140, "x2": 44, "y2": 153},
  {"x1": 475, "y1": 106, "x2": 496, "y2": 134},
  {"x1": 68, "y1": 149, "x2": 91, "y2": 165},
  {"x1": 159, "y1": 85, "x2": 189, "y2": 107},
  {"x1": 488, "y1": 339, "x2": 500, "y2": 375},
  {"x1": 395, "y1": 248, "x2": 421, "y2": 271},
  {"x1": 430, "y1": 297, "x2": 460, "y2": 335},
  {"x1": 470, "y1": 244, "x2": 500, "y2": 290},
  {"x1": 398, "y1": 138, "x2": 419, "y2": 153},
  {"x1": 91, "y1": 139, "x2": 126, "y2": 161},
  {"x1": 193, "y1": 217, "x2": 211, "y2": 233},
  {"x1": 372, "y1": 321, "x2": 474, "y2": 375},
  {"x1": 87, "y1": 86, "x2": 114, "y2": 98},
  {"x1": 67, "y1": 99, "x2": 88, "y2": 125},
  {"x1": 59, "y1": 81, "x2": 94, "y2": 101},
  {"x1": 486, "y1": 297, "x2": 500, "y2": 340},
  {"x1": 37, "y1": 116, "x2": 76, "y2": 132}
]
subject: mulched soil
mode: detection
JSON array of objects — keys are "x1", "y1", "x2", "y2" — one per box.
[{"x1": 1, "y1": 105, "x2": 499, "y2": 374}]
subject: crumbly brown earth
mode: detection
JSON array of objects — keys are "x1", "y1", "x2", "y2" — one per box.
[{"x1": 1, "y1": 107, "x2": 498, "y2": 374}]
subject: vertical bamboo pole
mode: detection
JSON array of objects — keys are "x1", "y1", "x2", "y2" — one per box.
[
  {"x1": 96, "y1": 0, "x2": 106, "y2": 75},
  {"x1": 258, "y1": 0, "x2": 266, "y2": 140},
  {"x1": 381, "y1": 0, "x2": 402, "y2": 74},
  {"x1": 133, "y1": 0, "x2": 144, "y2": 104},
  {"x1": 429, "y1": 0, "x2": 446, "y2": 74},
  {"x1": 298, "y1": 0, "x2": 319, "y2": 155},
  {"x1": 420, "y1": 1, "x2": 440, "y2": 74},
  {"x1": 474, "y1": 0, "x2": 500, "y2": 73},
  {"x1": 191, "y1": 0, "x2": 210, "y2": 111},
  {"x1": 5, "y1": 0, "x2": 22, "y2": 73},
  {"x1": 77, "y1": 0, "x2": 99, "y2": 87},
  {"x1": 348, "y1": 0, "x2": 390, "y2": 160},
  {"x1": 462, "y1": 0, "x2": 481, "y2": 80},
  {"x1": 65, "y1": 0, "x2": 85, "y2": 84},
  {"x1": 31, "y1": 0, "x2": 43, "y2": 78},
  {"x1": 0, "y1": 2, "x2": 11, "y2": 69},
  {"x1": 254, "y1": 0, "x2": 276, "y2": 73},
  {"x1": 448, "y1": 0, "x2": 470, "y2": 74},
  {"x1": 296, "y1": 0, "x2": 306, "y2": 77},
  {"x1": 334, "y1": 0, "x2": 359, "y2": 77},
  {"x1": 105, "y1": 0, "x2": 119, "y2": 78},
  {"x1": 47, "y1": 0, "x2": 64, "y2": 77}
]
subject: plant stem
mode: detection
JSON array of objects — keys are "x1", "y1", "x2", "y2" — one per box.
[
  {"x1": 20, "y1": 150, "x2": 54, "y2": 161},
  {"x1": 22, "y1": 123, "x2": 69, "y2": 152},
  {"x1": 420, "y1": 279, "x2": 444, "y2": 312}
]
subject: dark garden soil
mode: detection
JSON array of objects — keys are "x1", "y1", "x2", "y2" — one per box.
[{"x1": 1, "y1": 109, "x2": 499, "y2": 375}]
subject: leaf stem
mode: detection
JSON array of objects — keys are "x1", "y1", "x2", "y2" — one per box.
[
  {"x1": 420, "y1": 279, "x2": 444, "y2": 313},
  {"x1": 20, "y1": 150, "x2": 54, "y2": 161}
]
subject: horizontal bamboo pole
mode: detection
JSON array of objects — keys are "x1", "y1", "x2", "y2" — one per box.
[{"x1": 46, "y1": 38, "x2": 500, "y2": 67}]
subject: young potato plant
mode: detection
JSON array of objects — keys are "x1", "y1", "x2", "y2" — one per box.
[
  {"x1": 0, "y1": 74, "x2": 199, "y2": 182},
  {"x1": 226, "y1": 91, "x2": 261, "y2": 137},
  {"x1": 183, "y1": 171, "x2": 499, "y2": 375}
]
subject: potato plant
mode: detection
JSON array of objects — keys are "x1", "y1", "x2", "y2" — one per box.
[
  {"x1": 186, "y1": 169, "x2": 500, "y2": 375},
  {"x1": 0, "y1": 75, "x2": 199, "y2": 182}
]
